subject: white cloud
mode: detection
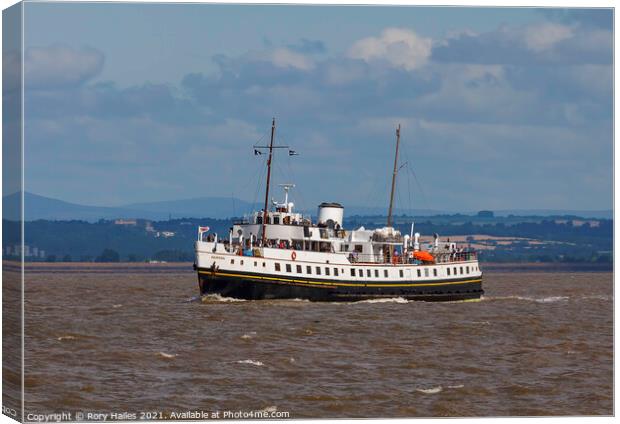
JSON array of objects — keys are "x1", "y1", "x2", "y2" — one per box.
[
  {"x1": 270, "y1": 48, "x2": 315, "y2": 71},
  {"x1": 523, "y1": 22, "x2": 574, "y2": 52},
  {"x1": 348, "y1": 27, "x2": 432, "y2": 71},
  {"x1": 25, "y1": 44, "x2": 104, "y2": 88}
]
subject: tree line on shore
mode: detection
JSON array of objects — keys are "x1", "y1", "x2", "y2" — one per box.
[{"x1": 2, "y1": 215, "x2": 612, "y2": 264}]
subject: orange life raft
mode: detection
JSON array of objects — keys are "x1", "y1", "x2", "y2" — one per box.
[{"x1": 413, "y1": 251, "x2": 435, "y2": 263}]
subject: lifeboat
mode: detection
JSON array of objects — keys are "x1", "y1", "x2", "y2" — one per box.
[{"x1": 413, "y1": 251, "x2": 435, "y2": 263}]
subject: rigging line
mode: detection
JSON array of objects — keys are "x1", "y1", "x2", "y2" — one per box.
[
  {"x1": 399, "y1": 136, "x2": 414, "y2": 217},
  {"x1": 396, "y1": 180, "x2": 404, "y2": 225},
  {"x1": 403, "y1": 143, "x2": 413, "y2": 216},
  {"x1": 252, "y1": 128, "x2": 270, "y2": 147},
  {"x1": 236, "y1": 152, "x2": 266, "y2": 216},
  {"x1": 285, "y1": 152, "x2": 310, "y2": 217},
  {"x1": 407, "y1": 165, "x2": 431, "y2": 212},
  {"x1": 230, "y1": 151, "x2": 263, "y2": 221},
  {"x1": 251, "y1": 158, "x2": 268, "y2": 214},
  {"x1": 237, "y1": 153, "x2": 265, "y2": 193},
  {"x1": 248, "y1": 120, "x2": 280, "y2": 215},
  {"x1": 277, "y1": 128, "x2": 306, "y2": 213},
  {"x1": 405, "y1": 163, "x2": 413, "y2": 217}
]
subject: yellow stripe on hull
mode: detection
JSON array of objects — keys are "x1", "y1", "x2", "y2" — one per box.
[{"x1": 199, "y1": 270, "x2": 482, "y2": 289}]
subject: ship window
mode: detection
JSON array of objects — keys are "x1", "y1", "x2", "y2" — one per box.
[
  {"x1": 355, "y1": 245, "x2": 363, "y2": 253},
  {"x1": 296, "y1": 265, "x2": 302, "y2": 273},
  {"x1": 358, "y1": 269, "x2": 363, "y2": 277},
  {"x1": 375, "y1": 269, "x2": 379, "y2": 278},
  {"x1": 334, "y1": 268, "x2": 339, "y2": 276},
  {"x1": 240, "y1": 260, "x2": 244, "y2": 266},
  {"x1": 263, "y1": 262, "x2": 266, "y2": 267},
  {"x1": 466, "y1": 266, "x2": 470, "y2": 273},
  {"x1": 230, "y1": 259, "x2": 234, "y2": 264},
  {"x1": 273, "y1": 216, "x2": 280, "y2": 224},
  {"x1": 399, "y1": 270, "x2": 404, "y2": 278},
  {"x1": 350, "y1": 268, "x2": 356, "y2": 277},
  {"x1": 307, "y1": 266, "x2": 312, "y2": 274},
  {"x1": 286, "y1": 264, "x2": 292, "y2": 272},
  {"x1": 325, "y1": 267, "x2": 330, "y2": 276},
  {"x1": 454, "y1": 267, "x2": 457, "y2": 275},
  {"x1": 275, "y1": 263, "x2": 281, "y2": 271},
  {"x1": 433, "y1": 269, "x2": 437, "y2": 277},
  {"x1": 367, "y1": 269, "x2": 371, "y2": 277},
  {"x1": 254, "y1": 261, "x2": 257, "y2": 267},
  {"x1": 417, "y1": 269, "x2": 421, "y2": 277},
  {"x1": 424, "y1": 268, "x2": 429, "y2": 277},
  {"x1": 384, "y1": 269, "x2": 388, "y2": 278},
  {"x1": 447, "y1": 268, "x2": 451, "y2": 276},
  {"x1": 316, "y1": 267, "x2": 321, "y2": 275},
  {"x1": 460, "y1": 267, "x2": 463, "y2": 274}
]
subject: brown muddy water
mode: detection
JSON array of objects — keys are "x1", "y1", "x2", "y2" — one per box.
[{"x1": 15, "y1": 268, "x2": 613, "y2": 418}]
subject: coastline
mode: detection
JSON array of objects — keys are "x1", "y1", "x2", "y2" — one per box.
[{"x1": 5, "y1": 260, "x2": 612, "y2": 274}]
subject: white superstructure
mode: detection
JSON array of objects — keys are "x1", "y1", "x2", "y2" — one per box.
[{"x1": 196, "y1": 186, "x2": 481, "y2": 281}]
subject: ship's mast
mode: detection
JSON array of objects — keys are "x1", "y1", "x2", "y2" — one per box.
[
  {"x1": 387, "y1": 124, "x2": 401, "y2": 228},
  {"x1": 261, "y1": 118, "x2": 276, "y2": 245}
]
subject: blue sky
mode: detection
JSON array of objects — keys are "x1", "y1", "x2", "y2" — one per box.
[{"x1": 20, "y1": 4, "x2": 613, "y2": 213}]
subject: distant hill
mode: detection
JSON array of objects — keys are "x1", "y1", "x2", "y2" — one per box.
[
  {"x1": 3, "y1": 192, "x2": 260, "y2": 222},
  {"x1": 1, "y1": 192, "x2": 613, "y2": 221},
  {"x1": 3, "y1": 192, "x2": 158, "y2": 222},
  {"x1": 124, "y1": 197, "x2": 259, "y2": 220}
]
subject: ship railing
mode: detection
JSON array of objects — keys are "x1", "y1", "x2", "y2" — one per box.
[
  {"x1": 347, "y1": 251, "x2": 478, "y2": 265},
  {"x1": 433, "y1": 251, "x2": 478, "y2": 263},
  {"x1": 347, "y1": 253, "x2": 410, "y2": 265}
]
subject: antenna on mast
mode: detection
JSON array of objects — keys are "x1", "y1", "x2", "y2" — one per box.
[{"x1": 387, "y1": 124, "x2": 401, "y2": 228}]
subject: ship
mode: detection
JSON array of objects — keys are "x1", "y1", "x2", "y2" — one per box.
[{"x1": 194, "y1": 119, "x2": 483, "y2": 301}]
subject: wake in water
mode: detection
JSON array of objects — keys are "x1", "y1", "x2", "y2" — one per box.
[
  {"x1": 350, "y1": 297, "x2": 409, "y2": 304},
  {"x1": 240, "y1": 331, "x2": 257, "y2": 340},
  {"x1": 201, "y1": 294, "x2": 247, "y2": 303},
  {"x1": 185, "y1": 295, "x2": 202, "y2": 303},
  {"x1": 580, "y1": 294, "x2": 612, "y2": 301},
  {"x1": 416, "y1": 384, "x2": 464, "y2": 394},
  {"x1": 416, "y1": 387, "x2": 443, "y2": 394},
  {"x1": 157, "y1": 352, "x2": 178, "y2": 359},
  {"x1": 483, "y1": 295, "x2": 569, "y2": 303},
  {"x1": 236, "y1": 359, "x2": 264, "y2": 367}
]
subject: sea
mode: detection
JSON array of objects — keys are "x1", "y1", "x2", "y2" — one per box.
[{"x1": 3, "y1": 264, "x2": 613, "y2": 419}]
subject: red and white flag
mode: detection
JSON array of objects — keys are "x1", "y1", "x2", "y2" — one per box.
[{"x1": 199, "y1": 226, "x2": 210, "y2": 232}]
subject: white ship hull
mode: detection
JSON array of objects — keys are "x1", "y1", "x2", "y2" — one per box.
[{"x1": 195, "y1": 241, "x2": 483, "y2": 301}]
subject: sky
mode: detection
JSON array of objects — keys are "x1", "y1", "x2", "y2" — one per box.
[{"x1": 18, "y1": 3, "x2": 613, "y2": 213}]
